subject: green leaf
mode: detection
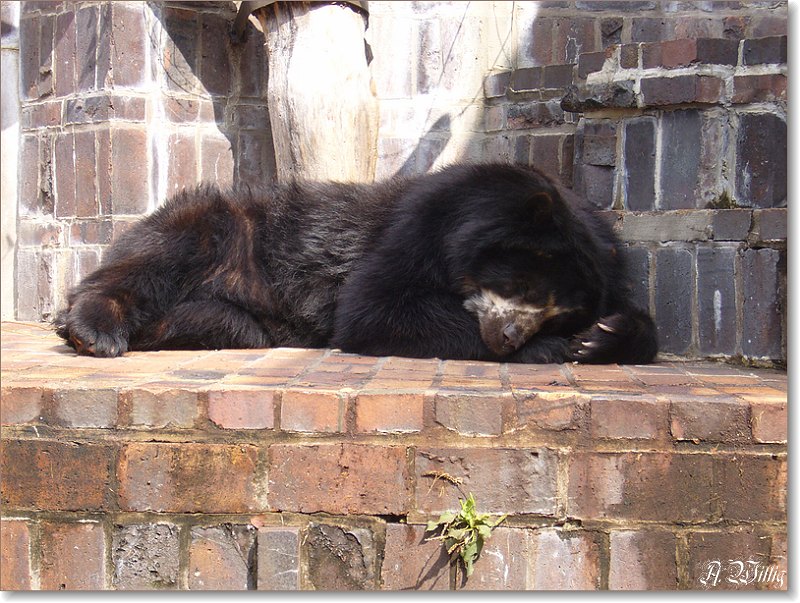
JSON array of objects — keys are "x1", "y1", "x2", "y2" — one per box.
[
  {"x1": 476, "y1": 524, "x2": 492, "y2": 540},
  {"x1": 447, "y1": 527, "x2": 468, "y2": 541},
  {"x1": 436, "y1": 511, "x2": 456, "y2": 525}
]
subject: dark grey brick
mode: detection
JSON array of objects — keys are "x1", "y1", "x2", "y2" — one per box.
[
  {"x1": 742, "y1": 35, "x2": 787, "y2": 65},
  {"x1": 112, "y1": 523, "x2": 180, "y2": 589},
  {"x1": 578, "y1": 1, "x2": 657, "y2": 8},
  {"x1": 696, "y1": 37, "x2": 739, "y2": 65},
  {"x1": 711, "y1": 210, "x2": 751, "y2": 240},
  {"x1": 484, "y1": 71, "x2": 511, "y2": 98},
  {"x1": 510, "y1": 67, "x2": 541, "y2": 92},
  {"x1": 735, "y1": 113, "x2": 787, "y2": 208},
  {"x1": 76, "y1": 6, "x2": 98, "y2": 92},
  {"x1": 751, "y1": 209, "x2": 787, "y2": 242},
  {"x1": 630, "y1": 17, "x2": 676, "y2": 43},
  {"x1": 514, "y1": 135, "x2": 531, "y2": 165},
  {"x1": 697, "y1": 246, "x2": 737, "y2": 355},
  {"x1": 741, "y1": 248, "x2": 783, "y2": 359},
  {"x1": 306, "y1": 524, "x2": 377, "y2": 590},
  {"x1": 622, "y1": 245, "x2": 650, "y2": 313},
  {"x1": 543, "y1": 64, "x2": 574, "y2": 89},
  {"x1": 19, "y1": 16, "x2": 40, "y2": 100},
  {"x1": 257, "y1": 527, "x2": 300, "y2": 590},
  {"x1": 581, "y1": 120, "x2": 617, "y2": 166},
  {"x1": 624, "y1": 117, "x2": 656, "y2": 211},
  {"x1": 530, "y1": 134, "x2": 562, "y2": 182},
  {"x1": 507, "y1": 101, "x2": 565, "y2": 128},
  {"x1": 578, "y1": 50, "x2": 605, "y2": 79},
  {"x1": 660, "y1": 110, "x2": 702, "y2": 209},
  {"x1": 580, "y1": 164, "x2": 615, "y2": 209},
  {"x1": 601, "y1": 17, "x2": 623, "y2": 47},
  {"x1": 655, "y1": 247, "x2": 693, "y2": 355}
]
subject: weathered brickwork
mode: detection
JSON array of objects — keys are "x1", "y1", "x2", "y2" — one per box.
[
  {"x1": 10, "y1": 1, "x2": 787, "y2": 365},
  {"x1": 479, "y1": 4, "x2": 786, "y2": 365},
  {"x1": 14, "y1": 0, "x2": 275, "y2": 323},
  {"x1": 0, "y1": 323, "x2": 788, "y2": 591},
  {"x1": 3, "y1": 2, "x2": 788, "y2": 591}
]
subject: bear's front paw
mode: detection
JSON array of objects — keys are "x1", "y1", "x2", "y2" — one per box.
[{"x1": 570, "y1": 313, "x2": 629, "y2": 364}]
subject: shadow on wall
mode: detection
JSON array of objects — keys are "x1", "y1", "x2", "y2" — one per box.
[{"x1": 146, "y1": 0, "x2": 277, "y2": 191}]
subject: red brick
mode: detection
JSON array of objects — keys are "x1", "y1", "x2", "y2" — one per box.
[
  {"x1": 767, "y1": 531, "x2": 788, "y2": 591},
  {"x1": 714, "y1": 454, "x2": 786, "y2": 522},
  {"x1": 111, "y1": 128, "x2": 149, "y2": 214},
  {"x1": 268, "y1": 443, "x2": 411, "y2": 515},
  {"x1": 688, "y1": 530, "x2": 772, "y2": 590},
  {"x1": 118, "y1": 443, "x2": 262, "y2": 513},
  {"x1": 280, "y1": 390, "x2": 340, "y2": 432},
  {"x1": 515, "y1": 392, "x2": 589, "y2": 431},
  {"x1": 208, "y1": 388, "x2": 274, "y2": 429},
  {"x1": 732, "y1": 74, "x2": 787, "y2": 104},
  {"x1": 54, "y1": 132, "x2": 76, "y2": 217},
  {"x1": 609, "y1": 530, "x2": 678, "y2": 590},
  {"x1": 381, "y1": 524, "x2": 450, "y2": 591},
  {"x1": 416, "y1": 447, "x2": 557, "y2": 516},
  {"x1": 53, "y1": 388, "x2": 118, "y2": 428},
  {"x1": 39, "y1": 521, "x2": 106, "y2": 590},
  {"x1": 355, "y1": 393, "x2": 424, "y2": 433},
  {"x1": 20, "y1": 101, "x2": 62, "y2": 129},
  {"x1": 54, "y1": 11, "x2": 77, "y2": 97},
  {"x1": 74, "y1": 130, "x2": 98, "y2": 217},
  {"x1": 166, "y1": 132, "x2": 198, "y2": 196},
  {"x1": 640, "y1": 74, "x2": 723, "y2": 106},
  {"x1": 257, "y1": 527, "x2": 301, "y2": 590},
  {"x1": 669, "y1": 396, "x2": 751, "y2": 443},
  {"x1": 121, "y1": 387, "x2": 199, "y2": 428},
  {"x1": 568, "y1": 452, "x2": 715, "y2": 522},
  {"x1": 0, "y1": 520, "x2": 32, "y2": 590},
  {"x1": 459, "y1": 527, "x2": 529, "y2": 591},
  {"x1": 696, "y1": 75, "x2": 724, "y2": 103},
  {"x1": 590, "y1": 395, "x2": 668, "y2": 440},
  {"x1": 530, "y1": 530, "x2": 600, "y2": 590},
  {"x1": 660, "y1": 38, "x2": 698, "y2": 68},
  {"x1": 0, "y1": 387, "x2": 45, "y2": 424},
  {"x1": 188, "y1": 525, "x2": 256, "y2": 590},
  {"x1": 434, "y1": 393, "x2": 504, "y2": 436},
  {"x1": 110, "y1": 4, "x2": 146, "y2": 87},
  {"x1": 0, "y1": 440, "x2": 113, "y2": 511},
  {"x1": 750, "y1": 401, "x2": 786, "y2": 443},
  {"x1": 96, "y1": 129, "x2": 112, "y2": 215}
]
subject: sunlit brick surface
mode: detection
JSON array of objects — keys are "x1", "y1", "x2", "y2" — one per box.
[{"x1": 0, "y1": 322, "x2": 787, "y2": 590}]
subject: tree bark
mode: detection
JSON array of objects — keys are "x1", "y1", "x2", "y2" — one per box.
[{"x1": 256, "y1": 2, "x2": 378, "y2": 183}]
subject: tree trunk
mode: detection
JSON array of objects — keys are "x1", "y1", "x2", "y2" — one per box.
[{"x1": 256, "y1": 2, "x2": 378, "y2": 183}]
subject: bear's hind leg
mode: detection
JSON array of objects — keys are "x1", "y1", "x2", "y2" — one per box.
[{"x1": 132, "y1": 300, "x2": 271, "y2": 352}]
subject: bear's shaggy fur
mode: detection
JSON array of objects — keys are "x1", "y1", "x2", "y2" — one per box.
[{"x1": 55, "y1": 163, "x2": 658, "y2": 363}]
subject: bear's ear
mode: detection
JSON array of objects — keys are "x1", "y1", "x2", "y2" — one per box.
[{"x1": 528, "y1": 191, "x2": 558, "y2": 225}]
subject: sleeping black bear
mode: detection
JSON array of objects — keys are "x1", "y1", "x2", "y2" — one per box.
[{"x1": 55, "y1": 163, "x2": 658, "y2": 364}]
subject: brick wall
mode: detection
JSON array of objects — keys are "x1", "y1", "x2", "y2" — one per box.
[
  {"x1": 0, "y1": 326, "x2": 789, "y2": 590},
  {"x1": 14, "y1": 0, "x2": 275, "y2": 323},
  {"x1": 480, "y1": 3, "x2": 787, "y2": 366},
  {"x1": 9, "y1": 0, "x2": 788, "y2": 365}
]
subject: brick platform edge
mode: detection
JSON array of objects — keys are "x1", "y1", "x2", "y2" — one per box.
[{"x1": 0, "y1": 322, "x2": 787, "y2": 591}]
